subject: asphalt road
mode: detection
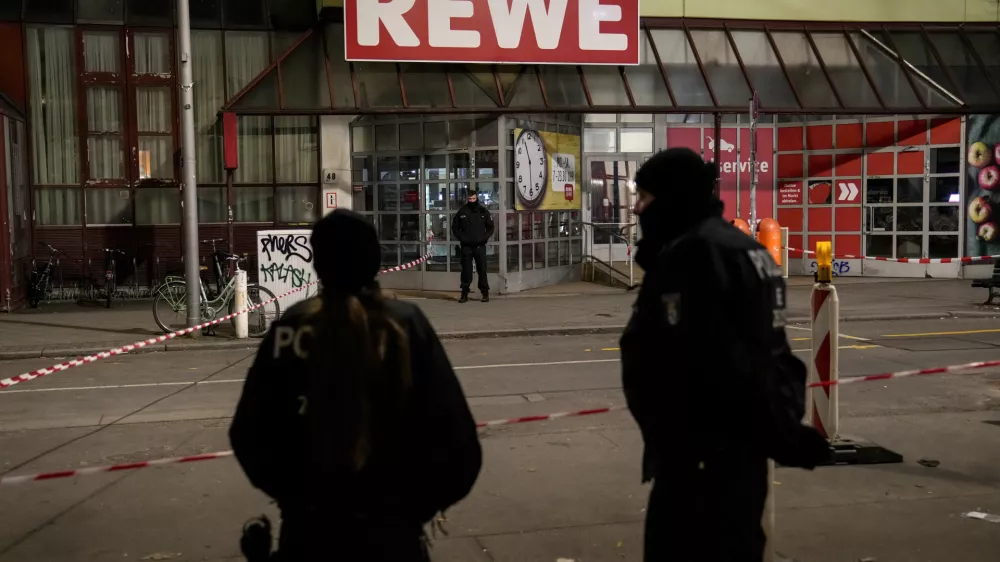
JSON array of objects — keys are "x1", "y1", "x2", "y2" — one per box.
[{"x1": 0, "y1": 316, "x2": 999, "y2": 561}]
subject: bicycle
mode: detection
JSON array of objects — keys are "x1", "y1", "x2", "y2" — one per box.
[
  {"x1": 28, "y1": 244, "x2": 63, "y2": 308},
  {"x1": 100, "y1": 248, "x2": 126, "y2": 309},
  {"x1": 202, "y1": 238, "x2": 231, "y2": 299},
  {"x1": 151, "y1": 253, "x2": 279, "y2": 337}
]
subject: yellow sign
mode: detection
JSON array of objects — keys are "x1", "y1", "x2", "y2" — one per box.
[{"x1": 512, "y1": 128, "x2": 581, "y2": 211}]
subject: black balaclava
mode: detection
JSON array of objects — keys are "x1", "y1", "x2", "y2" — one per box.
[
  {"x1": 466, "y1": 188, "x2": 481, "y2": 208},
  {"x1": 633, "y1": 147, "x2": 723, "y2": 270},
  {"x1": 310, "y1": 209, "x2": 381, "y2": 293}
]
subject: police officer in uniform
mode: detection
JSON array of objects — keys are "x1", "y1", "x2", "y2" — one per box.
[
  {"x1": 451, "y1": 188, "x2": 494, "y2": 303},
  {"x1": 620, "y1": 148, "x2": 830, "y2": 561},
  {"x1": 231, "y1": 209, "x2": 482, "y2": 561}
]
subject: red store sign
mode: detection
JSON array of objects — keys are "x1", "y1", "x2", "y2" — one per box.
[
  {"x1": 343, "y1": 0, "x2": 640, "y2": 65},
  {"x1": 779, "y1": 182, "x2": 802, "y2": 205}
]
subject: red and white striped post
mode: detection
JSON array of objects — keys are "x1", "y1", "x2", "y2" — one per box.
[{"x1": 808, "y1": 241, "x2": 839, "y2": 440}]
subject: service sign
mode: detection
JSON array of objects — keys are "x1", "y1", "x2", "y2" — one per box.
[{"x1": 344, "y1": 0, "x2": 640, "y2": 65}]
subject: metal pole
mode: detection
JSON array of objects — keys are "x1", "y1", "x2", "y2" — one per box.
[
  {"x1": 749, "y1": 91, "x2": 759, "y2": 236},
  {"x1": 713, "y1": 113, "x2": 722, "y2": 199},
  {"x1": 178, "y1": 0, "x2": 201, "y2": 333}
]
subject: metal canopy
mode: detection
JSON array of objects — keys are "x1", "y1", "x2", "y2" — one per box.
[{"x1": 221, "y1": 19, "x2": 1000, "y2": 116}]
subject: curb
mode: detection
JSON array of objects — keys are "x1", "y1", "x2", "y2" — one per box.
[{"x1": 2, "y1": 310, "x2": 997, "y2": 360}]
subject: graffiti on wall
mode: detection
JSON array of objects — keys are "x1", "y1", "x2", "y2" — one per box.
[
  {"x1": 807, "y1": 259, "x2": 857, "y2": 277},
  {"x1": 257, "y1": 230, "x2": 318, "y2": 311}
]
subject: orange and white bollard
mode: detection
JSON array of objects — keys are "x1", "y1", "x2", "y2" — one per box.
[{"x1": 807, "y1": 241, "x2": 839, "y2": 440}]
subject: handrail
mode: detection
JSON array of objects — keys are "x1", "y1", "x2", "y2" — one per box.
[{"x1": 577, "y1": 220, "x2": 637, "y2": 287}]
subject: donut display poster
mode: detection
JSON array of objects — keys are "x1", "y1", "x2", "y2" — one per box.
[{"x1": 966, "y1": 115, "x2": 1000, "y2": 255}]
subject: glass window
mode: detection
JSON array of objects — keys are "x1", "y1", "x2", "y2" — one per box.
[
  {"x1": 451, "y1": 152, "x2": 471, "y2": 179},
  {"x1": 897, "y1": 177, "x2": 924, "y2": 203},
  {"x1": 136, "y1": 87, "x2": 173, "y2": 180},
  {"x1": 400, "y1": 63, "x2": 452, "y2": 108},
  {"x1": 399, "y1": 183, "x2": 419, "y2": 211},
  {"x1": 83, "y1": 31, "x2": 121, "y2": 73},
  {"x1": 475, "y1": 150, "x2": 499, "y2": 178},
  {"x1": 538, "y1": 65, "x2": 589, "y2": 107},
  {"x1": 424, "y1": 154, "x2": 447, "y2": 180},
  {"x1": 848, "y1": 32, "x2": 920, "y2": 108},
  {"x1": 809, "y1": 32, "x2": 879, "y2": 108},
  {"x1": 931, "y1": 176, "x2": 960, "y2": 203},
  {"x1": 400, "y1": 123, "x2": 422, "y2": 150},
  {"x1": 127, "y1": 0, "x2": 173, "y2": 26},
  {"x1": 352, "y1": 125, "x2": 373, "y2": 152},
  {"x1": 375, "y1": 124, "x2": 397, "y2": 151},
  {"x1": 929, "y1": 206, "x2": 959, "y2": 232},
  {"x1": 521, "y1": 242, "x2": 533, "y2": 270},
  {"x1": 866, "y1": 178, "x2": 893, "y2": 203},
  {"x1": 584, "y1": 128, "x2": 617, "y2": 153},
  {"x1": 869, "y1": 207, "x2": 893, "y2": 231},
  {"x1": 571, "y1": 238, "x2": 582, "y2": 264},
  {"x1": 353, "y1": 156, "x2": 373, "y2": 183},
  {"x1": 425, "y1": 183, "x2": 447, "y2": 211},
  {"x1": 86, "y1": 188, "x2": 132, "y2": 225},
  {"x1": 449, "y1": 119, "x2": 475, "y2": 148},
  {"x1": 426, "y1": 214, "x2": 448, "y2": 241},
  {"x1": 476, "y1": 182, "x2": 500, "y2": 210},
  {"x1": 896, "y1": 234, "x2": 922, "y2": 258},
  {"x1": 547, "y1": 240, "x2": 559, "y2": 267},
  {"x1": 191, "y1": 0, "x2": 222, "y2": 27},
  {"x1": 135, "y1": 188, "x2": 180, "y2": 224},
  {"x1": 559, "y1": 240, "x2": 570, "y2": 266},
  {"x1": 729, "y1": 30, "x2": 798, "y2": 108},
  {"x1": 224, "y1": 31, "x2": 269, "y2": 98},
  {"x1": 770, "y1": 32, "x2": 840, "y2": 108},
  {"x1": 235, "y1": 116, "x2": 273, "y2": 183},
  {"x1": 34, "y1": 188, "x2": 82, "y2": 226},
  {"x1": 354, "y1": 62, "x2": 403, "y2": 108},
  {"x1": 197, "y1": 187, "x2": 226, "y2": 223},
  {"x1": 620, "y1": 129, "x2": 653, "y2": 153},
  {"x1": 426, "y1": 244, "x2": 447, "y2": 271},
  {"x1": 506, "y1": 213, "x2": 518, "y2": 241},
  {"x1": 882, "y1": 31, "x2": 960, "y2": 108},
  {"x1": 192, "y1": 31, "x2": 225, "y2": 183},
  {"x1": 234, "y1": 186, "x2": 274, "y2": 222},
  {"x1": 896, "y1": 207, "x2": 923, "y2": 231},
  {"x1": 474, "y1": 118, "x2": 499, "y2": 146},
  {"x1": 275, "y1": 116, "x2": 317, "y2": 183},
  {"x1": 626, "y1": 34, "x2": 672, "y2": 107},
  {"x1": 24, "y1": 0, "x2": 73, "y2": 22},
  {"x1": 929, "y1": 234, "x2": 958, "y2": 258},
  {"x1": 352, "y1": 185, "x2": 374, "y2": 211},
  {"x1": 930, "y1": 147, "x2": 960, "y2": 174},
  {"x1": 507, "y1": 244, "x2": 519, "y2": 271},
  {"x1": 377, "y1": 157, "x2": 398, "y2": 181},
  {"x1": 688, "y1": 29, "x2": 751, "y2": 107},
  {"x1": 279, "y1": 33, "x2": 330, "y2": 110},
  {"x1": 507, "y1": 66, "x2": 545, "y2": 107},
  {"x1": 87, "y1": 86, "x2": 125, "y2": 180},
  {"x1": 277, "y1": 186, "x2": 318, "y2": 224},
  {"x1": 379, "y1": 214, "x2": 398, "y2": 240},
  {"x1": 585, "y1": 113, "x2": 618, "y2": 123},
  {"x1": 967, "y1": 31, "x2": 1000, "y2": 95},
  {"x1": 382, "y1": 244, "x2": 400, "y2": 268},
  {"x1": 223, "y1": 0, "x2": 266, "y2": 27},
  {"x1": 27, "y1": 27, "x2": 79, "y2": 185},
  {"x1": 400, "y1": 214, "x2": 421, "y2": 241},
  {"x1": 866, "y1": 234, "x2": 893, "y2": 257},
  {"x1": 378, "y1": 184, "x2": 397, "y2": 211},
  {"x1": 648, "y1": 29, "x2": 712, "y2": 106},
  {"x1": 424, "y1": 121, "x2": 448, "y2": 149},
  {"x1": 399, "y1": 156, "x2": 420, "y2": 182},
  {"x1": 924, "y1": 32, "x2": 997, "y2": 105},
  {"x1": 133, "y1": 33, "x2": 171, "y2": 75}
]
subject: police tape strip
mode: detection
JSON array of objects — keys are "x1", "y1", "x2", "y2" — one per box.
[
  {"x1": 0, "y1": 252, "x2": 434, "y2": 391},
  {"x1": 5, "y1": 356, "x2": 1000, "y2": 486},
  {"x1": 787, "y1": 248, "x2": 1000, "y2": 264},
  {"x1": 0, "y1": 405, "x2": 625, "y2": 487},
  {"x1": 806, "y1": 357, "x2": 1000, "y2": 389}
]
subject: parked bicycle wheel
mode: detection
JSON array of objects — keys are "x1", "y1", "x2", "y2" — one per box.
[
  {"x1": 152, "y1": 279, "x2": 192, "y2": 334},
  {"x1": 229, "y1": 284, "x2": 280, "y2": 337},
  {"x1": 105, "y1": 269, "x2": 116, "y2": 309}
]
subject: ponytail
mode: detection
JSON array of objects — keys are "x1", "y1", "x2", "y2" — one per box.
[{"x1": 304, "y1": 283, "x2": 412, "y2": 475}]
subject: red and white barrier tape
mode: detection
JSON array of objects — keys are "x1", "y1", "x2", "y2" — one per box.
[
  {"x1": 0, "y1": 405, "x2": 624, "y2": 487},
  {"x1": 0, "y1": 252, "x2": 433, "y2": 391},
  {"x1": 807, "y1": 357, "x2": 1000, "y2": 389},
  {"x1": 788, "y1": 248, "x2": 1000, "y2": 264}
]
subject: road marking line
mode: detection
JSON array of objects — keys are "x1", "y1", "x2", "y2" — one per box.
[
  {"x1": 881, "y1": 328, "x2": 1000, "y2": 338},
  {"x1": 454, "y1": 359, "x2": 619, "y2": 370},
  {"x1": 791, "y1": 345, "x2": 879, "y2": 353},
  {"x1": 787, "y1": 325, "x2": 870, "y2": 341},
  {"x1": 601, "y1": 347, "x2": 620, "y2": 351}
]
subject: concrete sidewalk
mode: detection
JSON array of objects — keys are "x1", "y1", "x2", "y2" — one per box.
[{"x1": 0, "y1": 278, "x2": 997, "y2": 359}]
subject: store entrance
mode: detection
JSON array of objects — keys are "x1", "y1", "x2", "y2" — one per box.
[{"x1": 584, "y1": 157, "x2": 641, "y2": 265}]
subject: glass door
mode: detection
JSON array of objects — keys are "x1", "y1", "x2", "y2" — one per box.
[{"x1": 585, "y1": 157, "x2": 639, "y2": 263}]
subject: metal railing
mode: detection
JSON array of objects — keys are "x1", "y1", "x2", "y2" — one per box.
[{"x1": 580, "y1": 221, "x2": 638, "y2": 287}]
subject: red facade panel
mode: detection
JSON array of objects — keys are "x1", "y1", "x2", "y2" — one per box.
[
  {"x1": 867, "y1": 152, "x2": 894, "y2": 175},
  {"x1": 898, "y1": 118, "x2": 929, "y2": 146},
  {"x1": 806, "y1": 125, "x2": 833, "y2": 150},
  {"x1": 930, "y1": 118, "x2": 961, "y2": 145},
  {"x1": 866, "y1": 121, "x2": 895, "y2": 149},
  {"x1": 777, "y1": 153, "x2": 803, "y2": 179},
  {"x1": 835, "y1": 153, "x2": 863, "y2": 177},
  {"x1": 0, "y1": 24, "x2": 26, "y2": 111},
  {"x1": 836, "y1": 123, "x2": 863, "y2": 149},
  {"x1": 777, "y1": 126, "x2": 803, "y2": 151}
]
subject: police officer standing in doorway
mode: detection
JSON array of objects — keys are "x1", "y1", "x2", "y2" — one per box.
[
  {"x1": 231, "y1": 209, "x2": 482, "y2": 561},
  {"x1": 452, "y1": 188, "x2": 494, "y2": 303},
  {"x1": 620, "y1": 148, "x2": 830, "y2": 561}
]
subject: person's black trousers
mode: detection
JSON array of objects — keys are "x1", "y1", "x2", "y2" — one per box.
[
  {"x1": 643, "y1": 455, "x2": 768, "y2": 561},
  {"x1": 460, "y1": 244, "x2": 489, "y2": 294}
]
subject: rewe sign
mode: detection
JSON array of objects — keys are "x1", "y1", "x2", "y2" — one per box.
[{"x1": 344, "y1": 0, "x2": 640, "y2": 65}]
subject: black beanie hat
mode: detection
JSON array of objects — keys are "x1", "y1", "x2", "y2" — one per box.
[
  {"x1": 311, "y1": 209, "x2": 380, "y2": 293},
  {"x1": 634, "y1": 147, "x2": 717, "y2": 205}
]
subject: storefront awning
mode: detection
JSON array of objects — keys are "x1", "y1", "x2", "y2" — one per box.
[{"x1": 221, "y1": 19, "x2": 1000, "y2": 116}]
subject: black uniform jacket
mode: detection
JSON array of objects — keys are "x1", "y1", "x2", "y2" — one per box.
[
  {"x1": 621, "y1": 216, "x2": 829, "y2": 481},
  {"x1": 230, "y1": 297, "x2": 483, "y2": 525}
]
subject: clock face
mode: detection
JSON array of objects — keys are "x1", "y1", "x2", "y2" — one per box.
[{"x1": 514, "y1": 130, "x2": 547, "y2": 208}]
